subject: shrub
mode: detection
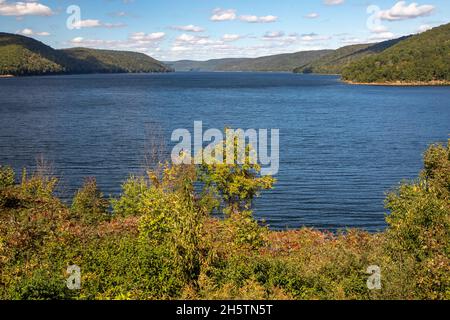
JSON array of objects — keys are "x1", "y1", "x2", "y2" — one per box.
[
  {"x1": 0, "y1": 165, "x2": 15, "y2": 208},
  {"x1": 385, "y1": 140, "x2": 450, "y2": 299},
  {"x1": 0, "y1": 165, "x2": 15, "y2": 189},
  {"x1": 71, "y1": 177, "x2": 109, "y2": 224}
]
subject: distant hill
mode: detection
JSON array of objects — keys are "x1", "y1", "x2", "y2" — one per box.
[
  {"x1": 342, "y1": 23, "x2": 450, "y2": 84},
  {"x1": 0, "y1": 33, "x2": 172, "y2": 76},
  {"x1": 165, "y1": 58, "x2": 249, "y2": 72},
  {"x1": 166, "y1": 50, "x2": 332, "y2": 72},
  {"x1": 293, "y1": 37, "x2": 408, "y2": 74},
  {"x1": 61, "y1": 48, "x2": 171, "y2": 73}
]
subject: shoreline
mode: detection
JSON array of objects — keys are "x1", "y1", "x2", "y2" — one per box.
[
  {"x1": 344, "y1": 79, "x2": 450, "y2": 86},
  {"x1": 0, "y1": 74, "x2": 14, "y2": 78}
]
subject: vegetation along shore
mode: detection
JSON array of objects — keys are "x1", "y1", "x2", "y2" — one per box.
[{"x1": 0, "y1": 139, "x2": 449, "y2": 300}]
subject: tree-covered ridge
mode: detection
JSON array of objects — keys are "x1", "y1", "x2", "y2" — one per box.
[
  {"x1": 293, "y1": 37, "x2": 408, "y2": 75},
  {"x1": 0, "y1": 33, "x2": 172, "y2": 76},
  {"x1": 342, "y1": 23, "x2": 450, "y2": 84},
  {"x1": 61, "y1": 48, "x2": 171, "y2": 73},
  {"x1": 166, "y1": 50, "x2": 332, "y2": 72}
]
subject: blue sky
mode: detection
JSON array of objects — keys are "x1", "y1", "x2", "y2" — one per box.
[{"x1": 0, "y1": 0, "x2": 449, "y2": 60}]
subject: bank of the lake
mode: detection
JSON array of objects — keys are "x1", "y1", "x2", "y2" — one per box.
[{"x1": 344, "y1": 79, "x2": 450, "y2": 86}]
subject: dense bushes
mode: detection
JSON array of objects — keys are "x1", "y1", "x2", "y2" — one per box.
[{"x1": 0, "y1": 140, "x2": 449, "y2": 300}]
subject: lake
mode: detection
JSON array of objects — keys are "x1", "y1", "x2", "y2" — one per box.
[{"x1": 0, "y1": 72, "x2": 449, "y2": 231}]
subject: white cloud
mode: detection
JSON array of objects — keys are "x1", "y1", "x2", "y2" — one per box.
[
  {"x1": 378, "y1": 1, "x2": 434, "y2": 21},
  {"x1": 171, "y1": 46, "x2": 189, "y2": 52},
  {"x1": 17, "y1": 28, "x2": 50, "y2": 36},
  {"x1": 263, "y1": 31, "x2": 285, "y2": 39},
  {"x1": 69, "y1": 32, "x2": 165, "y2": 52},
  {"x1": 0, "y1": 0, "x2": 53, "y2": 16},
  {"x1": 300, "y1": 33, "x2": 331, "y2": 42},
  {"x1": 340, "y1": 37, "x2": 362, "y2": 45},
  {"x1": 368, "y1": 32, "x2": 395, "y2": 41},
  {"x1": 130, "y1": 32, "x2": 166, "y2": 42},
  {"x1": 324, "y1": 0, "x2": 344, "y2": 5},
  {"x1": 210, "y1": 8, "x2": 236, "y2": 21},
  {"x1": 172, "y1": 24, "x2": 204, "y2": 32},
  {"x1": 369, "y1": 24, "x2": 389, "y2": 34},
  {"x1": 175, "y1": 33, "x2": 221, "y2": 46},
  {"x1": 304, "y1": 12, "x2": 319, "y2": 19},
  {"x1": 72, "y1": 19, "x2": 126, "y2": 29},
  {"x1": 222, "y1": 34, "x2": 241, "y2": 42},
  {"x1": 417, "y1": 24, "x2": 432, "y2": 33},
  {"x1": 71, "y1": 37, "x2": 84, "y2": 44},
  {"x1": 239, "y1": 15, "x2": 278, "y2": 23},
  {"x1": 73, "y1": 19, "x2": 102, "y2": 28}
]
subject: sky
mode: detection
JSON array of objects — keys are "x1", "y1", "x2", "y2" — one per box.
[{"x1": 0, "y1": 0, "x2": 449, "y2": 61}]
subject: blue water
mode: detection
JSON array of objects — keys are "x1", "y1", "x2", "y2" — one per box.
[{"x1": 0, "y1": 73, "x2": 449, "y2": 231}]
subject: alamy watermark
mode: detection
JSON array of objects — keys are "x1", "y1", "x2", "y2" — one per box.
[
  {"x1": 66, "y1": 5, "x2": 81, "y2": 30},
  {"x1": 171, "y1": 121, "x2": 280, "y2": 176},
  {"x1": 366, "y1": 265, "x2": 382, "y2": 290},
  {"x1": 66, "y1": 265, "x2": 81, "y2": 290}
]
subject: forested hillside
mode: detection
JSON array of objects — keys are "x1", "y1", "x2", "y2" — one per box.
[
  {"x1": 293, "y1": 37, "x2": 408, "y2": 75},
  {"x1": 0, "y1": 33, "x2": 172, "y2": 76},
  {"x1": 166, "y1": 50, "x2": 332, "y2": 72},
  {"x1": 342, "y1": 23, "x2": 450, "y2": 84}
]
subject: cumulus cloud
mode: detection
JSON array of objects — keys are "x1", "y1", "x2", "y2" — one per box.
[
  {"x1": 324, "y1": 0, "x2": 344, "y2": 5},
  {"x1": 210, "y1": 8, "x2": 236, "y2": 21},
  {"x1": 175, "y1": 33, "x2": 222, "y2": 46},
  {"x1": 304, "y1": 12, "x2": 319, "y2": 19},
  {"x1": 239, "y1": 15, "x2": 278, "y2": 23},
  {"x1": 369, "y1": 24, "x2": 390, "y2": 34},
  {"x1": 172, "y1": 25, "x2": 205, "y2": 32},
  {"x1": 378, "y1": 1, "x2": 434, "y2": 21},
  {"x1": 130, "y1": 32, "x2": 166, "y2": 42},
  {"x1": 368, "y1": 31, "x2": 395, "y2": 41},
  {"x1": 72, "y1": 19, "x2": 126, "y2": 29},
  {"x1": 222, "y1": 34, "x2": 241, "y2": 42},
  {"x1": 69, "y1": 32, "x2": 165, "y2": 52},
  {"x1": 17, "y1": 28, "x2": 50, "y2": 36},
  {"x1": 300, "y1": 33, "x2": 331, "y2": 42},
  {"x1": 263, "y1": 31, "x2": 285, "y2": 39},
  {"x1": 0, "y1": 0, "x2": 53, "y2": 16},
  {"x1": 417, "y1": 24, "x2": 432, "y2": 33}
]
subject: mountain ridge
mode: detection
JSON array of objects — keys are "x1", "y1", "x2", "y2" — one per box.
[
  {"x1": 341, "y1": 23, "x2": 450, "y2": 84},
  {"x1": 166, "y1": 50, "x2": 333, "y2": 72},
  {"x1": 0, "y1": 32, "x2": 172, "y2": 76}
]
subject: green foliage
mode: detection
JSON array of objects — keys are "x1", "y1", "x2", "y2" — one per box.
[
  {"x1": 71, "y1": 178, "x2": 109, "y2": 224},
  {"x1": 0, "y1": 165, "x2": 15, "y2": 207},
  {"x1": 293, "y1": 37, "x2": 406, "y2": 74},
  {"x1": 7, "y1": 269, "x2": 74, "y2": 300},
  {"x1": 114, "y1": 163, "x2": 206, "y2": 285},
  {"x1": 226, "y1": 211, "x2": 267, "y2": 249},
  {"x1": 342, "y1": 23, "x2": 450, "y2": 83},
  {"x1": 62, "y1": 47, "x2": 173, "y2": 74},
  {"x1": 199, "y1": 137, "x2": 275, "y2": 215},
  {"x1": 1, "y1": 139, "x2": 449, "y2": 300},
  {"x1": 0, "y1": 165, "x2": 15, "y2": 189},
  {"x1": 0, "y1": 32, "x2": 172, "y2": 76},
  {"x1": 385, "y1": 139, "x2": 450, "y2": 299},
  {"x1": 167, "y1": 50, "x2": 332, "y2": 72}
]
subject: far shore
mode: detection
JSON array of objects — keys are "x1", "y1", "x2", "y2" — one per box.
[{"x1": 344, "y1": 79, "x2": 450, "y2": 86}]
